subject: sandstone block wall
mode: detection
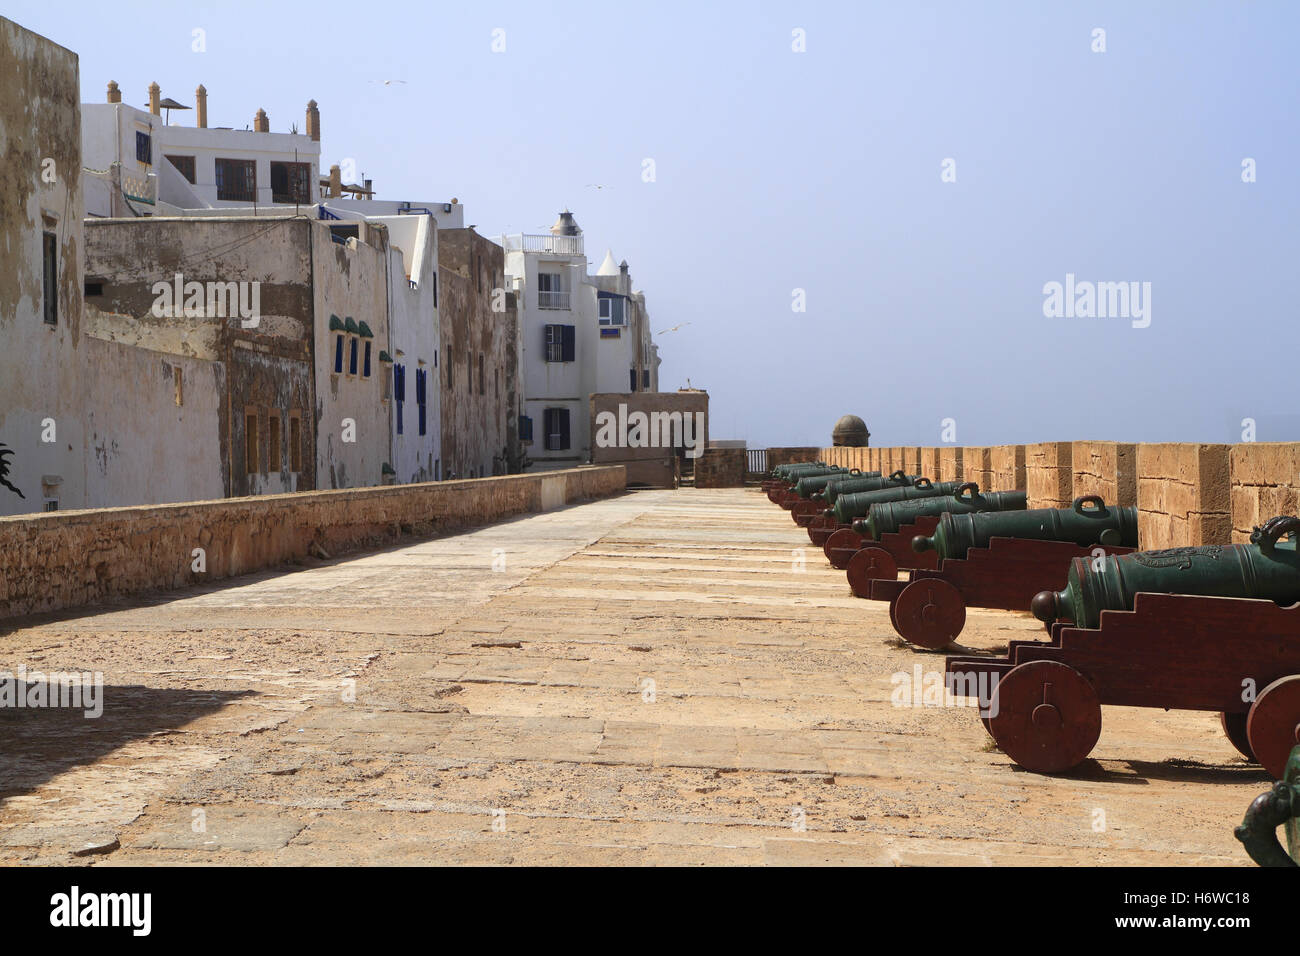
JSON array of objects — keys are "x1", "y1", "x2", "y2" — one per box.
[
  {"x1": 1072, "y1": 441, "x2": 1137, "y2": 508},
  {"x1": 1136, "y1": 444, "x2": 1230, "y2": 548},
  {"x1": 695, "y1": 448, "x2": 746, "y2": 488},
  {"x1": 1026, "y1": 442, "x2": 1073, "y2": 509},
  {"x1": 1228, "y1": 443, "x2": 1300, "y2": 542},
  {"x1": 961, "y1": 447, "x2": 992, "y2": 491},
  {"x1": 939, "y1": 447, "x2": 963, "y2": 483},
  {"x1": 989, "y1": 445, "x2": 1026, "y2": 494},
  {"x1": 0, "y1": 466, "x2": 625, "y2": 620}
]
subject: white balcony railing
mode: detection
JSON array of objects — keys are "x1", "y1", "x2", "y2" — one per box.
[
  {"x1": 502, "y1": 233, "x2": 585, "y2": 256},
  {"x1": 538, "y1": 290, "x2": 571, "y2": 310}
]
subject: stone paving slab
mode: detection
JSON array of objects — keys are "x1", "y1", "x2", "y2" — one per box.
[{"x1": 0, "y1": 488, "x2": 1267, "y2": 866}]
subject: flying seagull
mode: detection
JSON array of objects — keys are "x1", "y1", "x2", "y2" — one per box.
[
  {"x1": 369, "y1": 79, "x2": 408, "y2": 85},
  {"x1": 657, "y1": 322, "x2": 691, "y2": 335},
  {"x1": 0, "y1": 444, "x2": 24, "y2": 499},
  {"x1": 585, "y1": 183, "x2": 609, "y2": 190}
]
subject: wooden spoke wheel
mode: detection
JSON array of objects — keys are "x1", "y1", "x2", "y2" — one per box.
[
  {"x1": 824, "y1": 529, "x2": 864, "y2": 568},
  {"x1": 1246, "y1": 675, "x2": 1300, "y2": 779},
  {"x1": 892, "y1": 578, "x2": 966, "y2": 649},
  {"x1": 987, "y1": 660, "x2": 1102, "y2": 774},
  {"x1": 845, "y1": 546, "x2": 897, "y2": 598},
  {"x1": 1219, "y1": 711, "x2": 1256, "y2": 763}
]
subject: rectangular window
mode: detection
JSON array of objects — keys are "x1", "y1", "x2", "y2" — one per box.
[
  {"x1": 544, "y1": 324, "x2": 575, "y2": 363},
  {"x1": 289, "y1": 413, "x2": 302, "y2": 472},
  {"x1": 416, "y1": 368, "x2": 427, "y2": 436},
  {"x1": 215, "y1": 158, "x2": 257, "y2": 202},
  {"x1": 537, "y1": 272, "x2": 568, "y2": 310},
  {"x1": 432, "y1": 273, "x2": 438, "y2": 308},
  {"x1": 395, "y1": 364, "x2": 406, "y2": 435},
  {"x1": 135, "y1": 130, "x2": 152, "y2": 165},
  {"x1": 43, "y1": 499, "x2": 59, "y2": 513},
  {"x1": 543, "y1": 408, "x2": 571, "y2": 451},
  {"x1": 165, "y1": 155, "x2": 196, "y2": 184},
  {"x1": 363, "y1": 341, "x2": 372, "y2": 377},
  {"x1": 519, "y1": 415, "x2": 533, "y2": 442},
  {"x1": 42, "y1": 232, "x2": 57, "y2": 325},
  {"x1": 245, "y1": 411, "x2": 259, "y2": 475},
  {"x1": 334, "y1": 334, "x2": 344, "y2": 373},
  {"x1": 268, "y1": 413, "x2": 282, "y2": 472},
  {"x1": 270, "y1": 161, "x2": 311, "y2": 204},
  {"x1": 349, "y1": 337, "x2": 358, "y2": 375},
  {"x1": 630, "y1": 368, "x2": 638, "y2": 392},
  {"x1": 642, "y1": 369, "x2": 650, "y2": 389}
]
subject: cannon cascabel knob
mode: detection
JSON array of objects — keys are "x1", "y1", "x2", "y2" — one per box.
[{"x1": 1031, "y1": 589, "x2": 1061, "y2": 622}]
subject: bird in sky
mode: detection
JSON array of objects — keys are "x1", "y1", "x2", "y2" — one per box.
[
  {"x1": 369, "y1": 79, "x2": 408, "y2": 85},
  {"x1": 657, "y1": 322, "x2": 691, "y2": 335},
  {"x1": 585, "y1": 183, "x2": 609, "y2": 190}
]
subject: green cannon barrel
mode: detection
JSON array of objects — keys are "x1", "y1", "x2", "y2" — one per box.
[
  {"x1": 819, "y1": 472, "x2": 889, "y2": 503},
  {"x1": 774, "y1": 465, "x2": 844, "y2": 486},
  {"x1": 855, "y1": 483, "x2": 1028, "y2": 540},
  {"x1": 829, "y1": 478, "x2": 959, "y2": 524},
  {"x1": 1033, "y1": 514, "x2": 1300, "y2": 629},
  {"x1": 820, "y1": 470, "x2": 918, "y2": 507},
  {"x1": 772, "y1": 462, "x2": 830, "y2": 480},
  {"x1": 793, "y1": 468, "x2": 871, "y2": 498},
  {"x1": 911, "y1": 495, "x2": 1139, "y2": 561}
]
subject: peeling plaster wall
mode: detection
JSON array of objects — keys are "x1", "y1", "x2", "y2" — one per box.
[
  {"x1": 439, "y1": 229, "x2": 516, "y2": 477},
  {"x1": 0, "y1": 18, "x2": 87, "y2": 516},
  {"x1": 81, "y1": 337, "x2": 226, "y2": 507},
  {"x1": 84, "y1": 216, "x2": 316, "y2": 500},
  {"x1": 312, "y1": 225, "x2": 391, "y2": 489}
]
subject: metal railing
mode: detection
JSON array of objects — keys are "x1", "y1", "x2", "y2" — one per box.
[
  {"x1": 538, "y1": 290, "x2": 571, "y2": 310},
  {"x1": 747, "y1": 449, "x2": 768, "y2": 475},
  {"x1": 502, "y1": 233, "x2": 585, "y2": 256}
]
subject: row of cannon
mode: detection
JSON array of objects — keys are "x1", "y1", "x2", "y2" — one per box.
[{"x1": 764, "y1": 461, "x2": 1300, "y2": 864}]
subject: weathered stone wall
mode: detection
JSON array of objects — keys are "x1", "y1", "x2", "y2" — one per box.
[
  {"x1": 961, "y1": 447, "x2": 992, "y2": 491},
  {"x1": 695, "y1": 448, "x2": 746, "y2": 488},
  {"x1": 1026, "y1": 441, "x2": 1073, "y2": 509},
  {"x1": 1136, "y1": 443, "x2": 1230, "y2": 548},
  {"x1": 1229, "y1": 443, "x2": 1300, "y2": 543},
  {"x1": 1071, "y1": 441, "x2": 1137, "y2": 508},
  {"x1": 0, "y1": 465, "x2": 625, "y2": 620},
  {"x1": 438, "y1": 229, "x2": 516, "y2": 478},
  {"x1": 588, "y1": 391, "x2": 708, "y2": 488},
  {"x1": 989, "y1": 445, "x2": 1026, "y2": 493},
  {"x1": 938, "y1": 447, "x2": 963, "y2": 482}
]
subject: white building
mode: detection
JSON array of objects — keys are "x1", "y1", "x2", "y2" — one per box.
[
  {"x1": 503, "y1": 211, "x2": 661, "y2": 469},
  {"x1": 82, "y1": 81, "x2": 322, "y2": 218}
]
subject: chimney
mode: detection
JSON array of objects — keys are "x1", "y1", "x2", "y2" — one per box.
[
  {"x1": 148, "y1": 81, "x2": 160, "y2": 115},
  {"x1": 305, "y1": 99, "x2": 320, "y2": 142},
  {"x1": 107, "y1": 80, "x2": 121, "y2": 103},
  {"x1": 619, "y1": 259, "x2": 630, "y2": 293},
  {"x1": 195, "y1": 84, "x2": 207, "y2": 128},
  {"x1": 363, "y1": 178, "x2": 372, "y2": 201},
  {"x1": 329, "y1": 164, "x2": 341, "y2": 199},
  {"x1": 253, "y1": 108, "x2": 269, "y2": 133}
]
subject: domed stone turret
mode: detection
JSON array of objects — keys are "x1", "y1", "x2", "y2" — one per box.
[{"x1": 832, "y1": 414, "x2": 870, "y2": 447}]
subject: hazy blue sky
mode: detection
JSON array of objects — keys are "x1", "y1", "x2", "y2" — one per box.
[{"x1": 15, "y1": 1, "x2": 1299, "y2": 448}]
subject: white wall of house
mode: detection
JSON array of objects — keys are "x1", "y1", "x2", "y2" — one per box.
[
  {"x1": 0, "y1": 17, "x2": 88, "y2": 517},
  {"x1": 82, "y1": 101, "x2": 321, "y2": 216},
  {"x1": 373, "y1": 214, "x2": 441, "y2": 483}
]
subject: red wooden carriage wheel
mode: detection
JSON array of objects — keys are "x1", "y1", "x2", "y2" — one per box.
[
  {"x1": 892, "y1": 578, "x2": 966, "y2": 649},
  {"x1": 845, "y1": 546, "x2": 897, "y2": 598},
  {"x1": 988, "y1": 660, "x2": 1102, "y2": 774},
  {"x1": 1246, "y1": 675, "x2": 1300, "y2": 780}
]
